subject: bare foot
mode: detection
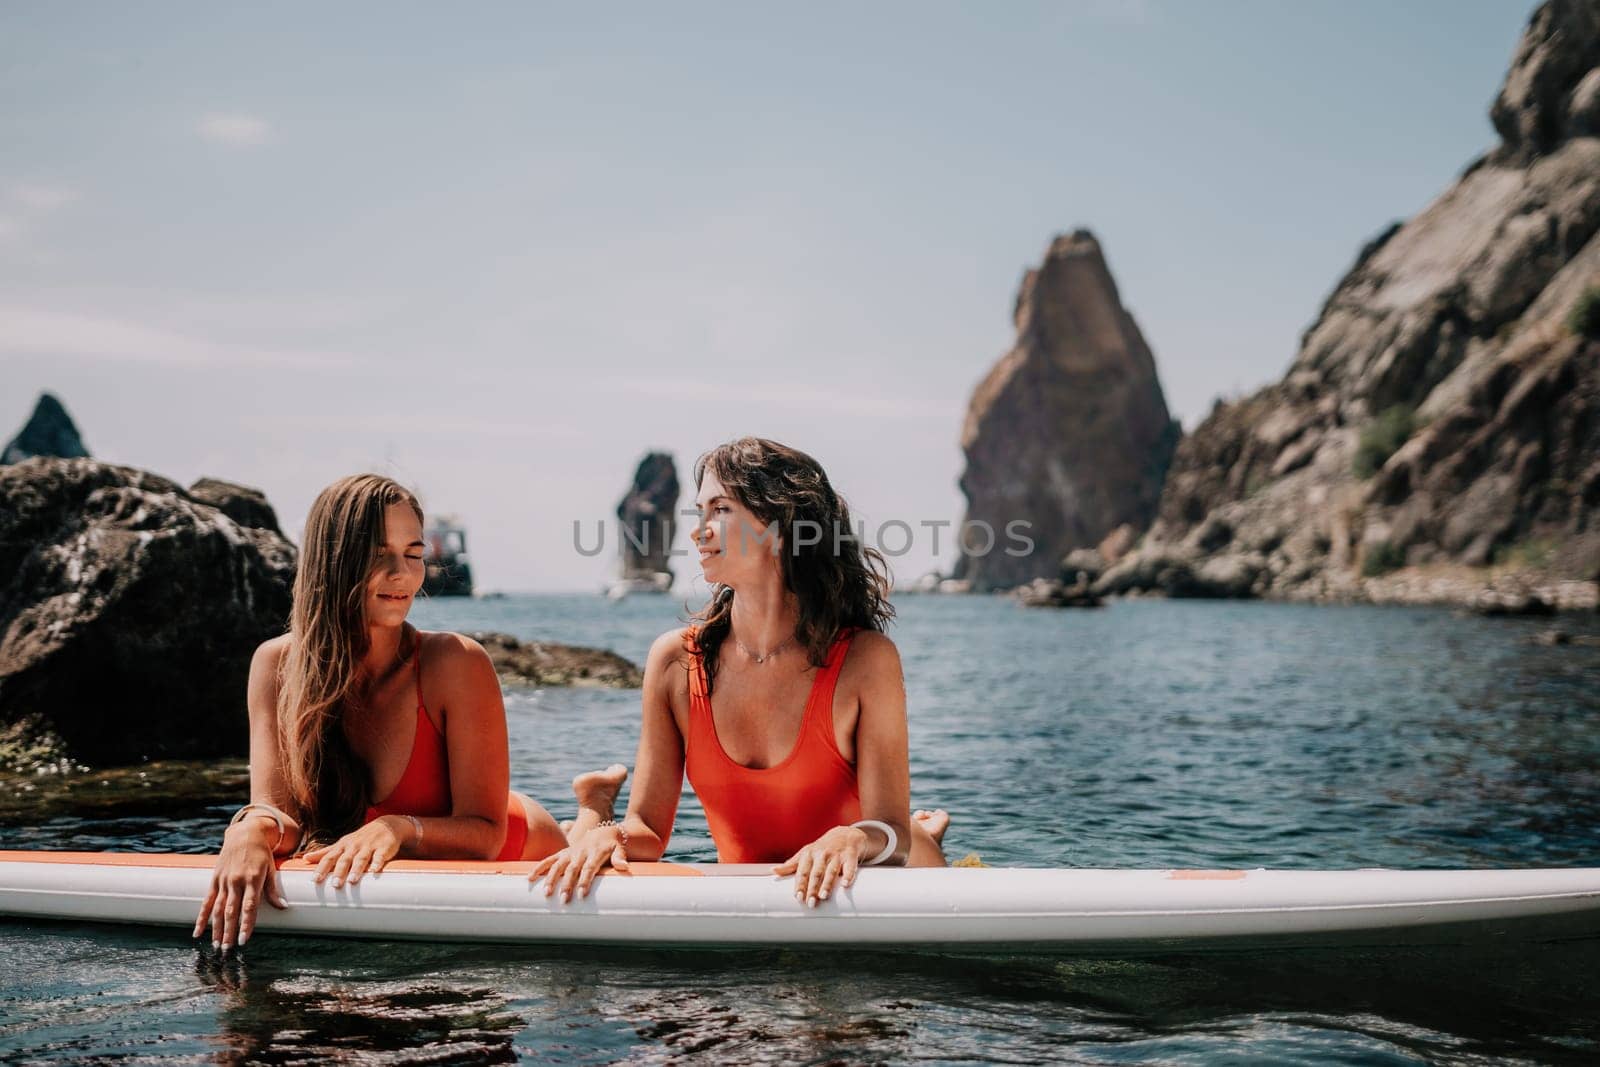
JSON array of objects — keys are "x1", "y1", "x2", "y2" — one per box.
[
  {"x1": 914, "y1": 808, "x2": 950, "y2": 847},
  {"x1": 573, "y1": 763, "x2": 628, "y2": 818}
]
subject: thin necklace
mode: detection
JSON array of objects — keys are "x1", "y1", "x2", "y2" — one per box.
[{"x1": 735, "y1": 633, "x2": 793, "y2": 664}]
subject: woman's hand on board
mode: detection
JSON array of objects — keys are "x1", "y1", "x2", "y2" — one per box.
[
  {"x1": 531, "y1": 826, "x2": 630, "y2": 903},
  {"x1": 302, "y1": 816, "x2": 413, "y2": 889},
  {"x1": 194, "y1": 818, "x2": 288, "y2": 952},
  {"x1": 773, "y1": 824, "x2": 871, "y2": 907}
]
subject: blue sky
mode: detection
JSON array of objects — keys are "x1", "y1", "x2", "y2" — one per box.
[{"x1": 1, "y1": 1, "x2": 1537, "y2": 591}]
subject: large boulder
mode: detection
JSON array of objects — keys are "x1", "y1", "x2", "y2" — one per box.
[
  {"x1": 0, "y1": 459, "x2": 295, "y2": 766},
  {"x1": 1110, "y1": 0, "x2": 1600, "y2": 607},
  {"x1": 3, "y1": 393, "x2": 89, "y2": 465},
  {"x1": 953, "y1": 230, "x2": 1180, "y2": 591}
]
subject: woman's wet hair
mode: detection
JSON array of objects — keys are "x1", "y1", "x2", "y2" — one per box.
[
  {"x1": 689, "y1": 437, "x2": 893, "y2": 693},
  {"x1": 277, "y1": 473, "x2": 423, "y2": 844}
]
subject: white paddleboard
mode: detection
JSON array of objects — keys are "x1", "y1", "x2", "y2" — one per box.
[{"x1": 3, "y1": 851, "x2": 1599, "y2": 952}]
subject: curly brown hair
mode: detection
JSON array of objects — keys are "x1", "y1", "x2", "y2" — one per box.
[{"x1": 689, "y1": 437, "x2": 893, "y2": 693}]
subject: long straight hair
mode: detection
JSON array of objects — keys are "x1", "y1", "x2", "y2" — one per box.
[
  {"x1": 277, "y1": 474, "x2": 423, "y2": 843},
  {"x1": 690, "y1": 437, "x2": 893, "y2": 694}
]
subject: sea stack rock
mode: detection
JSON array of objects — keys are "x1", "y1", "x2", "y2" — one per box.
[
  {"x1": 1103, "y1": 0, "x2": 1600, "y2": 608},
  {"x1": 0, "y1": 459, "x2": 296, "y2": 766},
  {"x1": 953, "y1": 230, "x2": 1180, "y2": 591},
  {"x1": 3, "y1": 393, "x2": 90, "y2": 465},
  {"x1": 616, "y1": 452, "x2": 679, "y2": 588}
]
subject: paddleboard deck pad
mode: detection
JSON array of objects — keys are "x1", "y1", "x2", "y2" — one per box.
[{"x1": 3, "y1": 852, "x2": 1599, "y2": 952}]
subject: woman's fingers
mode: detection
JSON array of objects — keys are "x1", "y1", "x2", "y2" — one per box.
[
  {"x1": 212, "y1": 884, "x2": 231, "y2": 947},
  {"x1": 265, "y1": 871, "x2": 289, "y2": 909},
  {"x1": 576, "y1": 850, "x2": 610, "y2": 899},
  {"x1": 804, "y1": 852, "x2": 830, "y2": 905},
  {"x1": 817, "y1": 854, "x2": 845, "y2": 902},
  {"x1": 194, "y1": 883, "x2": 218, "y2": 938},
  {"x1": 237, "y1": 884, "x2": 259, "y2": 947},
  {"x1": 346, "y1": 848, "x2": 375, "y2": 885},
  {"x1": 840, "y1": 850, "x2": 860, "y2": 889},
  {"x1": 771, "y1": 854, "x2": 800, "y2": 877},
  {"x1": 611, "y1": 844, "x2": 630, "y2": 873},
  {"x1": 312, "y1": 849, "x2": 338, "y2": 884},
  {"x1": 792, "y1": 851, "x2": 814, "y2": 903},
  {"x1": 542, "y1": 855, "x2": 571, "y2": 896},
  {"x1": 330, "y1": 850, "x2": 356, "y2": 889},
  {"x1": 530, "y1": 852, "x2": 560, "y2": 883},
  {"x1": 559, "y1": 851, "x2": 587, "y2": 902},
  {"x1": 372, "y1": 840, "x2": 398, "y2": 874}
]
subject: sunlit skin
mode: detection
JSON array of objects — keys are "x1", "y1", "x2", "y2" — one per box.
[
  {"x1": 533, "y1": 471, "x2": 949, "y2": 906},
  {"x1": 194, "y1": 501, "x2": 626, "y2": 952}
]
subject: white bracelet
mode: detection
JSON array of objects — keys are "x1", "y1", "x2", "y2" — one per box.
[
  {"x1": 405, "y1": 814, "x2": 424, "y2": 847},
  {"x1": 851, "y1": 819, "x2": 898, "y2": 866}
]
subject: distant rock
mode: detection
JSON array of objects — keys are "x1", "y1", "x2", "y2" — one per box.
[
  {"x1": 1107, "y1": 0, "x2": 1600, "y2": 610},
  {"x1": 953, "y1": 230, "x2": 1180, "y2": 592},
  {"x1": 616, "y1": 452, "x2": 678, "y2": 589},
  {"x1": 470, "y1": 631, "x2": 643, "y2": 688},
  {"x1": 2, "y1": 393, "x2": 89, "y2": 465},
  {"x1": 1061, "y1": 548, "x2": 1107, "y2": 586},
  {"x1": 0, "y1": 459, "x2": 296, "y2": 766},
  {"x1": 1015, "y1": 576, "x2": 1103, "y2": 609}
]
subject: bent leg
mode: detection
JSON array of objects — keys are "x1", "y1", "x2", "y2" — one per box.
[
  {"x1": 566, "y1": 764, "x2": 628, "y2": 846},
  {"x1": 513, "y1": 793, "x2": 568, "y2": 860},
  {"x1": 907, "y1": 808, "x2": 949, "y2": 868}
]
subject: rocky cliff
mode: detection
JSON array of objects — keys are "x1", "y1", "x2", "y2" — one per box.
[
  {"x1": 954, "y1": 230, "x2": 1181, "y2": 591},
  {"x1": 3, "y1": 393, "x2": 89, "y2": 465},
  {"x1": 1101, "y1": 0, "x2": 1600, "y2": 610},
  {"x1": 616, "y1": 452, "x2": 679, "y2": 586}
]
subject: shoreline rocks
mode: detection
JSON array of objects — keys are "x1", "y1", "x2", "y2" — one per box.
[{"x1": 471, "y1": 631, "x2": 644, "y2": 688}]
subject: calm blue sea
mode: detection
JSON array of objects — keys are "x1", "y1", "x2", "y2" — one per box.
[{"x1": 4, "y1": 595, "x2": 1600, "y2": 1063}]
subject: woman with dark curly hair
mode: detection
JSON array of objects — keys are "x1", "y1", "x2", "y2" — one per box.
[{"x1": 536, "y1": 437, "x2": 948, "y2": 907}]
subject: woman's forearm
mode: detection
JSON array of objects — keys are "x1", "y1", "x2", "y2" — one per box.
[
  {"x1": 387, "y1": 813, "x2": 505, "y2": 860},
  {"x1": 619, "y1": 815, "x2": 669, "y2": 862}
]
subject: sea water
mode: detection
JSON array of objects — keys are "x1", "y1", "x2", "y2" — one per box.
[{"x1": 3, "y1": 595, "x2": 1600, "y2": 1063}]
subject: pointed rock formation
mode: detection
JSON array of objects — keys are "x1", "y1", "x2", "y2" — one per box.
[
  {"x1": 3, "y1": 393, "x2": 89, "y2": 465},
  {"x1": 616, "y1": 452, "x2": 679, "y2": 588},
  {"x1": 1103, "y1": 0, "x2": 1600, "y2": 609},
  {"x1": 953, "y1": 230, "x2": 1180, "y2": 591}
]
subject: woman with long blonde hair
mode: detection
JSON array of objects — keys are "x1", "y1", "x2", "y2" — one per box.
[{"x1": 195, "y1": 474, "x2": 624, "y2": 951}]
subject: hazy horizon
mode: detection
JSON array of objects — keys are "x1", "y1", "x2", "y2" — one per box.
[{"x1": 2, "y1": 1, "x2": 1538, "y2": 591}]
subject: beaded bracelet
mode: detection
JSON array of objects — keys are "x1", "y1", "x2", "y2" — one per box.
[{"x1": 596, "y1": 818, "x2": 629, "y2": 853}]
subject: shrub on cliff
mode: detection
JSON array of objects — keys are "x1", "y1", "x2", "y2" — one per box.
[
  {"x1": 1353, "y1": 405, "x2": 1416, "y2": 479},
  {"x1": 1569, "y1": 287, "x2": 1600, "y2": 340},
  {"x1": 1361, "y1": 541, "x2": 1406, "y2": 577}
]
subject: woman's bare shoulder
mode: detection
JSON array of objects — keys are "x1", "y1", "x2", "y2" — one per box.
[
  {"x1": 841, "y1": 630, "x2": 903, "y2": 684},
  {"x1": 646, "y1": 627, "x2": 694, "y2": 695},
  {"x1": 418, "y1": 629, "x2": 495, "y2": 677},
  {"x1": 252, "y1": 633, "x2": 292, "y2": 670}
]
